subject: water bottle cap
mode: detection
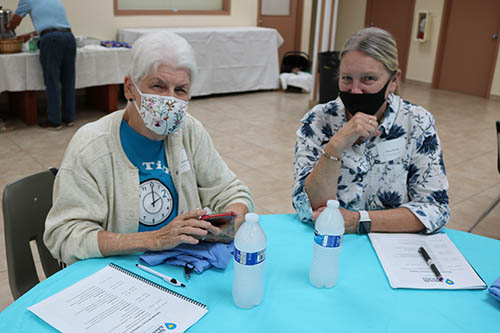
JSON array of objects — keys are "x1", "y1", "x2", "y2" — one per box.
[
  {"x1": 244, "y1": 213, "x2": 259, "y2": 224},
  {"x1": 326, "y1": 200, "x2": 339, "y2": 208}
]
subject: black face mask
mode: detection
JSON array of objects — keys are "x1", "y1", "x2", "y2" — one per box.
[{"x1": 339, "y1": 79, "x2": 391, "y2": 116}]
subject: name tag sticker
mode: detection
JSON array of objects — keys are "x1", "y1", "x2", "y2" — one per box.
[
  {"x1": 181, "y1": 149, "x2": 191, "y2": 173},
  {"x1": 377, "y1": 137, "x2": 404, "y2": 162}
]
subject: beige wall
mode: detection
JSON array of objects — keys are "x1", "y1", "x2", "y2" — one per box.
[
  {"x1": 491, "y1": 52, "x2": 500, "y2": 97},
  {"x1": 334, "y1": 0, "x2": 366, "y2": 51},
  {"x1": 4, "y1": 0, "x2": 258, "y2": 40},
  {"x1": 406, "y1": 0, "x2": 444, "y2": 84},
  {"x1": 408, "y1": 0, "x2": 500, "y2": 96},
  {"x1": 333, "y1": 0, "x2": 500, "y2": 97},
  {"x1": 301, "y1": 0, "x2": 313, "y2": 53}
]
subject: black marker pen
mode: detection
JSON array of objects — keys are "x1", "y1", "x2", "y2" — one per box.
[{"x1": 418, "y1": 246, "x2": 444, "y2": 282}]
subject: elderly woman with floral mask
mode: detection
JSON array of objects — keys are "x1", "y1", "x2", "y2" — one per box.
[
  {"x1": 44, "y1": 31, "x2": 253, "y2": 264},
  {"x1": 292, "y1": 27, "x2": 449, "y2": 234}
]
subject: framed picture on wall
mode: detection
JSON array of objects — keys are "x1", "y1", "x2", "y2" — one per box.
[{"x1": 114, "y1": 0, "x2": 230, "y2": 15}]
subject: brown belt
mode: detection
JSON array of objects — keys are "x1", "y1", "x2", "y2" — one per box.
[{"x1": 40, "y1": 28, "x2": 71, "y2": 37}]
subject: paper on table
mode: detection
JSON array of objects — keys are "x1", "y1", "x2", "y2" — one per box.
[
  {"x1": 28, "y1": 264, "x2": 207, "y2": 333},
  {"x1": 368, "y1": 233, "x2": 486, "y2": 289}
]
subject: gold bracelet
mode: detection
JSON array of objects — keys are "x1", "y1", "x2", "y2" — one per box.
[{"x1": 321, "y1": 148, "x2": 340, "y2": 161}]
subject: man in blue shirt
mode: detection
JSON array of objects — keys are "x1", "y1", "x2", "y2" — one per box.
[{"x1": 7, "y1": 0, "x2": 76, "y2": 130}]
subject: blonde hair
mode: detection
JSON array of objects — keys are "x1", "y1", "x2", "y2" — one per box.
[{"x1": 340, "y1": 27, "x2": 399, "y2": 76}]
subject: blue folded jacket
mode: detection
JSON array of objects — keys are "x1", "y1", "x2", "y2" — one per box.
[
  {"x1": 139, "y1": 241, "x2": 234, "y2": 274},
  {"x1": 488, "y1": 276, "x2": 500, "y2": 301}
]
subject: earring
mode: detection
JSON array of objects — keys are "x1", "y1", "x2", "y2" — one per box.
[{"x1": 128, "y1": 98, "x2": 133, "y2": 102}]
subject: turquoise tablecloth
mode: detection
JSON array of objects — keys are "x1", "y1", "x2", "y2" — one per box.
[{"x1": 1, "y1": 214, "x2": 499, "y2": 332}]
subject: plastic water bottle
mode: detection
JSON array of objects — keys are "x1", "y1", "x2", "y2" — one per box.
[
  {"x1": 309, "y1": 200, "x2": 345, "y2": 288},
  {"x1": 232, "y1": 213, "x2": 266, "y2": 308}
]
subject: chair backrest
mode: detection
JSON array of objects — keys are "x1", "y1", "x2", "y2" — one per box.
[{"x1": 2, "y1": 168, "x2": 62, "y2": 299}]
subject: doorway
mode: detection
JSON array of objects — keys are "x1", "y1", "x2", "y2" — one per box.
[
  {"x1": 258, "y1": 0, "x2": 304, "y2": 65},
  {"x1": 365, "y1": 0, "x2": 415, "y2": 81},
  {"x1": 433, "y1": 0, "x2": 500, "y2": 98}
]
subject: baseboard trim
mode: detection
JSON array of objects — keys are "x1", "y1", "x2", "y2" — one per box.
[
  {"x1": 403, "y1": 78, "x2": 432, "y2": 87},
  {"x1": 490, "y1": 94, "x2": 500, "y2": 101}
]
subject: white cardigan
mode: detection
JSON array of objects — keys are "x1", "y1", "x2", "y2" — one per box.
[{"x1": 44, "y1": 110, "x2": 254, "y2": 264}]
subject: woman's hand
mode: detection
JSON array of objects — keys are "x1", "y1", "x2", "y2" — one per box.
[
  {"x1": 149, "y1": 209, "x2": 217, "y2": 251},
  {"x1": 202, "y1": 222, "x2": 234, "y2": 244},
  {"x1": 202, "y1": 203, "x2": 248, "y2": 243},
  {"x1": 312, "y1": 206, "x2": 358, "y2": 234},
  {"x1": 98, "y1": 208, "x2": 235, "y2": 257},
  {"x1": 311, "y1": 206, "x2": 327, "y2": 220},
  {"x1": 339, "y1": 207, "x2": 358, "y2": 233},
  {"x1": 326, "y1": 113, "x2": 381, "y2": 154}
]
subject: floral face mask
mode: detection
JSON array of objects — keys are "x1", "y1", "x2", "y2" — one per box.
[{"x1": 132, "y1": 80, "x2": 189, "y2": 136}]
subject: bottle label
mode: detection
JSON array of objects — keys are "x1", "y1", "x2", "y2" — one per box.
[
  {"x1": 234, "y1": 248, "x2": 266, "y2": 265},
  {"x1": 314, "y1": 230, "x2": 342, "y2": 248}
]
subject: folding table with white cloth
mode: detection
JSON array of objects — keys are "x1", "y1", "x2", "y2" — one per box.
[
  {"x1": 118, "y1": 26, "x2": 283, "y2": 96},
  {"x1": 0, "y1": 45, "x2": 131, "y2": 125}
]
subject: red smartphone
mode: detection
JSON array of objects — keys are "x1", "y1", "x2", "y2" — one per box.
[{"x1": 200, "y1": 212, "x2": 235, "y2": 225}]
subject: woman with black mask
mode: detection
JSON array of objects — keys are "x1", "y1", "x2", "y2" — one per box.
[{"x1": 292, "y1": 27, "x2": 449, "y2": 235}]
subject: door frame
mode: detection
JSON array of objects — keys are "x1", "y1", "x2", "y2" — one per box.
[
  {"x1": 257, "y1": 0, "x2": 304, "y2": 52},
  {"x1": 432, "y1": 0, "x2": 499, "y2": 98},
  {"x1": 364, "y1": 0, "x2": 415, "y2": 81}
]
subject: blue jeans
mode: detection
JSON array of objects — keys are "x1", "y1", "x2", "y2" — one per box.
[{"x1": 38, "y1": 31, "x2": 76, "y2": 125}]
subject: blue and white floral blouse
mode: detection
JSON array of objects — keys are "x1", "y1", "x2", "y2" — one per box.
[{"x1": 292, "y1": 94, "x2": 450, "y2": 233}]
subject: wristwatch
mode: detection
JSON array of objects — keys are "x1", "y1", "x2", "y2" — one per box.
[{"x1": 358, "y1": 210, "x2": 372, "y2": 234}]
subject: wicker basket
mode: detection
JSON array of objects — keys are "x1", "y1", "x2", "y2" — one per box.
[{"x1": 0, "y1": 37, "x2": 24, "y2": 54}]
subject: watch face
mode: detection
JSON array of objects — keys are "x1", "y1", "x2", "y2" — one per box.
[
  {"x1": 139, "y1": 179, "x2": 173, "y2": 226},
  {"x1": 359, "y1": 221, "x2": 371, "y2": 234}
]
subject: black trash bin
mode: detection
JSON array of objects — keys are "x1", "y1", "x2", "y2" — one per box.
[{"x1": 318, "y1": 51, "x2": 340, "y2": 103}]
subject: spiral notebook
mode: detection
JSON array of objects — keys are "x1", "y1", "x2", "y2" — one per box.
[{"x1": 28, "y1": 263, "x2": 207, "y2": 333}]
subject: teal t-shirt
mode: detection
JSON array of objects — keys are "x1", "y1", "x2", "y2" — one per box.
[{"x1": 120, "y1": 120, "x2": 178, "y2": 231}]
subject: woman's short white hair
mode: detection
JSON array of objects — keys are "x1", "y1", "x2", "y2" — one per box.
[{"x1": 128, "y1": 31, "x2": 197, "y2": 84}]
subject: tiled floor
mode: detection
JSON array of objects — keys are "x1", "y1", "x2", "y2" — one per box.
[{"x1": 0, "y1": 82, "x2": 499, "y2": 311}]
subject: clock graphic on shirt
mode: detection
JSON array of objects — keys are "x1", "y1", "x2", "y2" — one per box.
[{"x1": 139, "y1": 179, "x2": 173, "y2": 226}]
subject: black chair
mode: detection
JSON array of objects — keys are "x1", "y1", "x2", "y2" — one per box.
[
  {"x1": 2, "y1": 168, "x2": 62, "y2": 299},
  {"x1": 280, "y1": 51, "x2": 310, "y2": 74},
  {"x1": 468, "y1": 121, "x2": 500, "y2": 233}
]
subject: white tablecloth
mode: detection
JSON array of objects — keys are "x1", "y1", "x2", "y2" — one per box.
[
  {"x1": 118, "y1": 27, "x2": 284, "y2": 96},
  {"x1": 0, "y1": 46, "x2": 132, "y2": 93}
]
